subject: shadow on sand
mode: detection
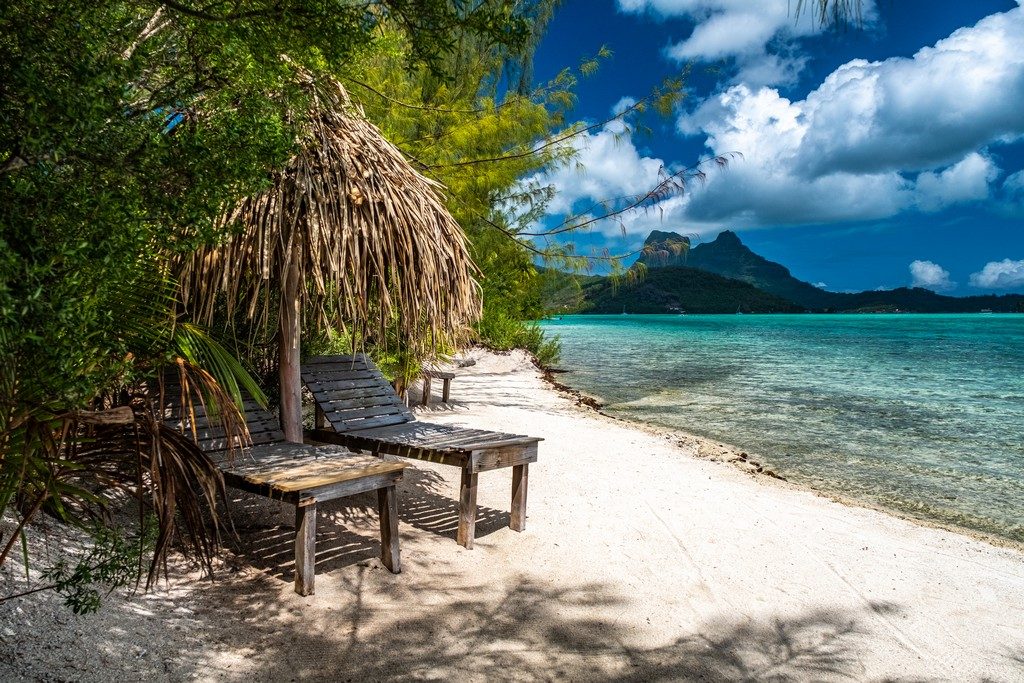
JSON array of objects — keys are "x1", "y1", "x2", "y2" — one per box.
[
  {"x1": 223, "y1": 466, "x2": 509, "y2": 583},
  {"x1": 28, "y1": 567, "x2": 894, "y2": 680}
]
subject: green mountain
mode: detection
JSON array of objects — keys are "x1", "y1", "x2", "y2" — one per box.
[
  {"x1": 576, "y1": 266, "x2": 802, "y2": 314},
  {"x1": 538, "y1": 266, "x2": 602, "y2": 313},
  {"x1": 635, "y1": 230, "x2": 1024, "y2": 313}
]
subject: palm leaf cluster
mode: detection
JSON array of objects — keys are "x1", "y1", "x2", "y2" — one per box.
[{"x1": 180, "y1": 72, "x2": 482, "y2": 354}]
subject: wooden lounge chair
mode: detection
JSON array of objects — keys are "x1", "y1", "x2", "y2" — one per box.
[
  {"x1": 303, "y1": 354, "x2": 541, "y2": 549},
  {"x1": 165, "y1": 393, "x2": 406, "y2": 596}
]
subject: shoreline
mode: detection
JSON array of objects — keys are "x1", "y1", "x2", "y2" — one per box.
[
  {"x1": 3, "y1": 348, "x2": 1024, "y2": 680},
  {"x1": 536, "y1": 357, "x2": 1024, "y2": 554}
]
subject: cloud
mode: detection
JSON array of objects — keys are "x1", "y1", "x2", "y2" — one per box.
[
  {"x1": 616, "y1": 0, "x2": 877, "y2": 86},
  {"x1": 909, "y1": 260, "x2": 955, "y2": 291},
  {"x1": 611, "y1": 96, "x2": 638, "y2": 115},
  {"x1": 915, "y1": 153, "x2": 999, "y2": 212},
  {"x1": 999, "y1": 169, "x2": 1024, "y2": 215},
  {"x1": 528, "y1": 124, "x2": 663, "y2": 219},
  {"x1": 969, "y1": 259, "x2": 1024, "y2": 288},
  {"x1": 521, "y1": 121, "x2": 731, "y2": 238},
  {"x1": 674, "y1": 5, "x2": 1024, "y2": 226}
]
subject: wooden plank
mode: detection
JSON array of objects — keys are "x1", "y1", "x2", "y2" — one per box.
[
  {"x1": 306, "y1": 378, "x2": 390, "y2": 392},
  {"x1": 314, "y1": 392, "x2": 404, "y2": 409},
  {"x1": 378, "y1": 485, "x2": 401, "y2": 573},
  {"x1": 458, "y1": 435, "x2": 541, "y2": 451},
  {"x1": 306, "y1": 429, "x2": 468, "y2": 468},
  {"x1": 424, "y1": 370, "x2": 455, "y2": 380},
  {"x1": 328, "y1": 412, "x2": 412, "y2": 433},
  {"x1": 183, "y1": 417, "x2": 282, "y2": 438},
  {"x1": 417, "y1": 429, "x2": 511, "y2": 449},
  {"x1": 473, "y1": 443, "x2": 539, "y2": 473},
  {"x1": 304, "y1": 354, "x2": 367, "y2": 366},
  {"x1": 457, "y1": 469, "x2": 479, "y2": 549},
  {"x1": 164, "y1": 399, "x2": 265, "y2": 418},
  {"x1": 294, "y1": 503, "x2": 316, "y2": 596},
  {"x1": 198, "y1": 429, "x2": 282, "y2": 452},
  {"x1": 341, "y1": 423, "x2": 425, "y2": 439},
  {"x1": 301, "y1": 369, "x2": 381, "y2": 382},
  {"x1": 218, "y1": 471, "x2": 299, "y2": 505},
  {"x1": 510, "y1": 464, "x2": 528, "y2": 532},
  {"x1": 325, "y1": 404, "x2": 407, "y2": 422},
  {"x1": 301, "y1": 470, "x2": 404, "y2": 503},
  {"x1": 221, "y1": 448, "x2": 405, "y2": 493},
  {"x1": 441, "y1": 378, "x2": 451, "y2": 403},
  {"x1": 172, "y1": 412, "x2": 273, "y2": 431}
]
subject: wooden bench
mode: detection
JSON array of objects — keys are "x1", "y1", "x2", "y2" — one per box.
[
  {"x1": 303, "y1": 354, "x2": 541, "y2": 549},
  {"x1": 166, "y1": 395, "x2": 406, "y2": 595},
  {"x1": 420, "y1": 368, "x2": 455, "y2": 405}
]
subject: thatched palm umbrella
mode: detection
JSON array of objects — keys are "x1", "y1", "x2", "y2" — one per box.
[{"x1": 180, "y1": 73, "x2": 481, "y2": 441}]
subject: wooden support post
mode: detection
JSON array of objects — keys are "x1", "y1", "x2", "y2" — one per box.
[
  {"x1": 377, "y1": 485, "x2": 401, "y2": 573},
  {"x1": 457, "y1": 468, "x2": 479, "y2": 549},
  {"x1": 441, "y1": 378, "x2": 451, "y2": 403},
  {"x1": 421, "y1": 376, "x2": 432, "y2": 406},
  {"x1": 314, "y1": 404, "x2": 326, "y2": 430},
  {"x1": 510, "y1": 463, "x2": 528, "y2": 532},
  {"x1": 279, "y1": 255, "x2": 303, "y2": 443},
  {"x1": 294, "y1": 502, "x2": 317, "y2": 596}
]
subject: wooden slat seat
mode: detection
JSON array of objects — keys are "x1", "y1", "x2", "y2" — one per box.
[
  {"x1": 164, "y1": 388, "x2": 406, "y2": 595},
  {"x1": 304, "y1": 354, "x2": 541, "y2": 549}
]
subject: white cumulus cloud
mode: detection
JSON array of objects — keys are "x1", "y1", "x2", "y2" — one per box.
[
  {"x1": 529, "y1": 124, "x2": 663, "y2": 218},
  {"x1": 915, "y1": 153, "x2": 999, "y2": 212},
  {"x1": 616, "y1": 0, "x2": 878, "y2": 86},
  {"x1": 520, "y1": 121, "x2": 732, "y2": 238},
  {"x1": 969, "y1": 259, "x2": 1024, "y2": 288},
  {"x1": 909, "y1": 260, "x2": 955, "y2": 291},
  {"x1": 674, "y1": 5, "x2": 1024, "y2": 226}
]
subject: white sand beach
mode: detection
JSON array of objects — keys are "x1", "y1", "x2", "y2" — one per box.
[{"x1": 2, "y1": 349, "x2": 1023, "y2": 681}]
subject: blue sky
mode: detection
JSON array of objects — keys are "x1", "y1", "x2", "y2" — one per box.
[{"x1": 529, "y1": 0, "x2": 1024, "y2": 294}]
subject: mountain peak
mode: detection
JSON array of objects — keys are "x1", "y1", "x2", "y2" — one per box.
[
  {"x1": 643, "y1": 230, "x2": 690, "y2": 247},
  {"x1": 713, "y1": 230, "x2": 743, "y2": 246},
  {"x1": 635, "y1": 230, "x2": 691, "y2": 268}
]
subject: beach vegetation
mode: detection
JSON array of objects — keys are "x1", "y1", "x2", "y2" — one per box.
[{"x1": 0, "y1": 0, "x2": 535, "y2": 601}]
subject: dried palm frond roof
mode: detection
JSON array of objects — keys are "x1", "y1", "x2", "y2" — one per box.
[{"x1": 179, "y1": 70, "x2": 481, "y2": 352}]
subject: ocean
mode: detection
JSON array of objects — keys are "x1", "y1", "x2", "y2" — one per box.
[{"x1": 539, "y1": 314, "x2": 1024, "y2": 544}]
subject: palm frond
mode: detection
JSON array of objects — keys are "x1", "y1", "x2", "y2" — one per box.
[{"x1": 178, "y1": 71, "x2": 482, "y2": 355}]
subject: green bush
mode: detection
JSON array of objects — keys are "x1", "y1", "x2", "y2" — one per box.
[{"x1": 476, "y1": 310, "x2": 560, "y2": 367}]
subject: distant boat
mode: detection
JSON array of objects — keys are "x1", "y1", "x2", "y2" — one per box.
[
  {"x1": 980, "y1": 309, "x2": 993, "y2": 314},
  {"x1": 735, "y1": 305, "x2": 744, "y2": 315}
]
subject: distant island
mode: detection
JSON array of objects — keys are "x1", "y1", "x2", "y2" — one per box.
[{"x1": 543, "y1": 230, "x2": 1024, "y2": 314}]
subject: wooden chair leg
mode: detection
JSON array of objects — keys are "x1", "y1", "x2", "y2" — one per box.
[
  {"x1": 294, "y1": 502, "x2": 317, "y2": 596},
  {"x1": 377, "y1": 485, "x2": 401, "y2": 573},
  {"x1": 457, "y1": 468, "x2": 479, "y2": 549},
  {"x1": 441, "y1": 378, "x2": 451, "y2": 403},
  {"x1": 510, "y1": 463, "x2": 528, "y2": 532},
  {"x1": 314, "y1": 404, "x2": 326, "y2": 430},
  {"x1": 421, "y1": 376, "x2": 432, "y2": 406}
]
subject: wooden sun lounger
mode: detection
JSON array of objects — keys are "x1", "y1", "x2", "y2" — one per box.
[
  {"x1": 303, "y1": 354, "x2": 541, "y2": 549},
  {"x1": 165, "y1": 394, "x2": 406, "y2": 595}
]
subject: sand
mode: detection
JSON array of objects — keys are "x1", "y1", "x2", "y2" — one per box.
[{"x1": 2, "y1": 349, "x2": 1023, "y2": 681}]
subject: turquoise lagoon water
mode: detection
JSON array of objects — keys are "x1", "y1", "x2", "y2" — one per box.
[{"x1": 539, "y1": 314, "x2": 1024, "y2": 543}]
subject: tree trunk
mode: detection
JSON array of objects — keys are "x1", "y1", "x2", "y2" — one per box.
[{"x1": 279, "y1": 255, "x2": 303, "y2": 443}]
